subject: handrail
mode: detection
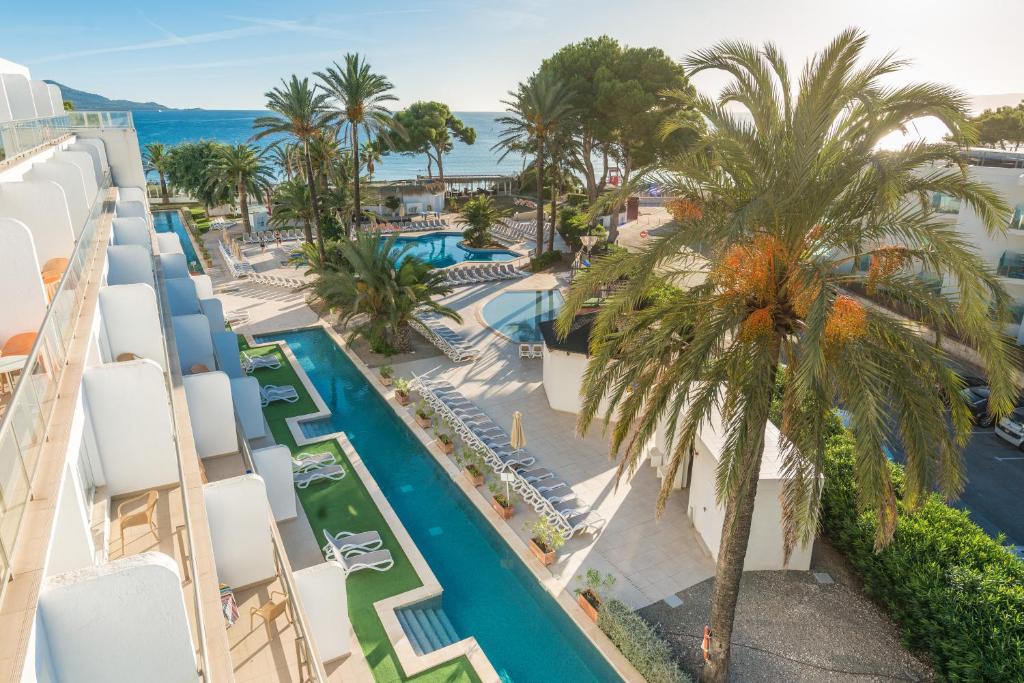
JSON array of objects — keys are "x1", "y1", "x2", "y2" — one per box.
[
  {"x1": 234, "y1": 422, "x2": 328, "y2": 683},
  {"x1": 0, "y1": 172, "x2": 111, "y2": 592},
  {"x1": 67, "y1": 111, "x2": 134, "y2": 129},
  {"x1": 0, "y1": 113, "x2": 70, "y2": 164}
]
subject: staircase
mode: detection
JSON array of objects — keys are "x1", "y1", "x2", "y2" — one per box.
[{"x1": 396, "y1": 605, "x2": 461, "y2": 655}]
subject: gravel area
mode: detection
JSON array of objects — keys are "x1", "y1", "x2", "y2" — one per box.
[{"x1": 639, "y1": 541, "x2": 933, "y2": 682}]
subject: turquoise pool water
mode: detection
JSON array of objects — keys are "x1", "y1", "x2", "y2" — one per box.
[
  {"x1": 388, "y1": 232, "x2": 518, "y2": 268},
  {"x1": 153, "y1": 210, "x2": 203, "y2": 274},
  {"x1": 254, "y1": 327, "x2": 621, "y2": 683},
  {"x1": 481, "y1": 290, "x2": 563, "y2": 342}
]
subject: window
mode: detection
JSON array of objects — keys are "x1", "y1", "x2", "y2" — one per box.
[
  {"x1": 931, "y1": 192, "x2": 961, "y2": 214},
  {"x1": 1010, "y1": 204, "x2": 1024, "y2": 231}
]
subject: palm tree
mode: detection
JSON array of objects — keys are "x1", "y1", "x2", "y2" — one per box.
[
  {"x1": 456, "y1": 195, "x2": 505, "y2": 248},
  {"x1": 317, "y1": 54, "x2": 400, "y2": 237},
  {"x1": 270, "y1": 178, "x2": 315, "y2": 241},
  {"x1": 254, "y1": 75, "x2": 332, "y2": 259},
  {"x1": 494, "y1": 73, "x2": 575, "y2": 256},
  {"x1": 309, "y1": 231, "x2": 459, "y2": 354},
  {"x1": 558, "y1": 30, "x2": 1015, "y2": 683},
  {"x1": 144, "y1": 142, "x2": 171, "y2": 204},
  {"x1": 268, "y1": 142, "x2": 297, "y2": 181},
  {"x1": 207, "y1": 144, "x2": 273, "y2": 234}
]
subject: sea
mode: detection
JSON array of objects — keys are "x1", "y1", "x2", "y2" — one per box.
[{"x1": 133, "y1": 110, "x2": 527, "y2": 182}]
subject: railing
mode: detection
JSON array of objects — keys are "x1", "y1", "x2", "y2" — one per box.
[
  {"x1": 0, "y1": 114, "x2": 70, "y2": 164},
  {"x1": 0, "y1": 172, "x2": 111, "y2": 592},
  {"x1": 235, "y1": 422, "x2": 327, "y2": 683},
  {"x1": 67, "y1": 110, "x2": 134, "y2": 129}
]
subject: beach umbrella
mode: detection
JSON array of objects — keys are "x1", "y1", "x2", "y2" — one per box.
[{"x1": 510, "y1": 411, "x2": 526, "y2": 451}]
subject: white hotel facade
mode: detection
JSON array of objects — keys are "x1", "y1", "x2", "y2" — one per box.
[{"x1": 0, "y1": 58, "x2": 343, "y2": 681}]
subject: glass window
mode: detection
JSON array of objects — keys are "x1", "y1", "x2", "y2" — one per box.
[
  {"x1": 1010, "y1": 204, "x2": 1024, "y2": 231},
  {"x1": 931, "y1": 192, "x2": 961, "y2": 214}
]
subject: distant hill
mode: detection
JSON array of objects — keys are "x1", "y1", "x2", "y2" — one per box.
[{"x1": 43, "y1": 81, "x2": 178, "y2": 112}]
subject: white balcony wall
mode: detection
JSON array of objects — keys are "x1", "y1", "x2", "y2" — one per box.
[
  {"x1": 201, "y1": 298, "x2": 225, "y2": 335},
  {"x1": 115, "y1": 199, "x2": 147, "y2": 221},
  {"x1": 541, "y1": 347, "x2": 612, "y2": 416},
  {"x1": 105, "y1": 245, "x2": 154, "y2": 289},
  {"x1": 0, "y1": 179, "x2": 74, "y2": 266},
  {"x1": 98, "y1": 284, "x2": 166, "y2": 369},
  {"x1": 47, "y1": 467, "x2": 94, "y2": 577},
  {"x1": 230, "y1": 376, "x2": 265, "y2": 439},
  {"x1": 25, "y1": 158, "x2": 88, "y2": 229},
  {"x1": 111, "y1": 217, "x2": 150, "y2": 248},
  {"x1": 156, "y1": 231, "x2": 184, "y2": 255},
  {"x1": 46, "y1": 83, "x2": 63, "y2": 116},
  {"x1": 39, "y1": 553, "x2": 198, "y2": 683},
  {"x1": 161, "y1": 253, "x2": 190, "y2": 281},
  {"x1": 293, "y1": 562, "x2": 351, "y2": 664},
  {"x1": 166, "y1": 276, "x2": 200, "y2": 315},
  {"x1": 251, "y1": 445, "x2": 296, "y2": 521},
  {"x1": 172, "y1": 314, "x2": 215, "y2": 372},
  {"x1": 215, "y1": 331, "x2": 245, "y2": 379},
  {"x1": 30, "y1": 81, "x2": 54, "y2": 116},
  {"x1": 82, "y1": 360, "x2": 179, "y2": 496},
  {"x1": 54, "y1": 149, "x2": 99, "y2": 203},
  {"x1": 25, "y1": 610, "x2": 58, "y2": 682},
  {"x1": 117, "y1": 187, "x2": 147, "y2": 204},
  {"x1": 193, "y1": 274, "x2": 214, "y2": 299},
  {"x1": 182, "y1": 372, "x2": 238, "y2": 459},
  {"x1": 0, "y1": 73, "x2": 35, "y2": 120},
  {"x1": 67, "y1": 140, "x2": 109, "y2": 180},
  {"x1": 73, "y1": 128, "x2": 146, "y2": 189},
  {"x1": 0, "y1": 217, "x2": 46, "y2": 345},
  {"x1": 203, "y1": 475, "x2": 276, "y2": 588}
]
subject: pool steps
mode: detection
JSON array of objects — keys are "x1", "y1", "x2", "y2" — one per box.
[{"x1": 396, "y1": 605, "x2": 460, "y2": 655}]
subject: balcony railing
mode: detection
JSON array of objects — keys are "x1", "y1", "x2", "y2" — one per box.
[
  {"x1": 67, "y1": 111, "x2": 134, "y2": 129},
  {"x1": 0, "y1": 173, "x2": 111, "y2": 590},
  {"x1": 0, "y1": 114, "x2": 70, "y2": 164}
]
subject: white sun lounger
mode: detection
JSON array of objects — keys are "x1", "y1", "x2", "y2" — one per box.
[
  {"x1": 242, "y1": 350, "x2": 282, "y2": 373},
  {"x1": 260, "y1": 384, "x2": 300, "y2": 406},
  {"x1": 322, "y1": 528, "x2": 384, "y2": 560},
  {"x1": 293, "y1": 452, "x2": 335, "y2": 471},
  {"x1": 339, "y1": 549, "x2": 394, "y2": 574},
  {"x1": 294, "y1": 464, "x2": 346, "y2": 488}
]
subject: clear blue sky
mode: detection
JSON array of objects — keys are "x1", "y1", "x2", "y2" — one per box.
[{"x1": 4, "y1": 0, "x2": 1022, "y2": 111}]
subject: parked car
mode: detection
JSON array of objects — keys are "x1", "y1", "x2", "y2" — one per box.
[
  {"x1": 995, "y1": 406, "x2": 1024, "y2": 450},
  {"x1": 960, "y1": 386, "x2": 995, "y2": 426}
]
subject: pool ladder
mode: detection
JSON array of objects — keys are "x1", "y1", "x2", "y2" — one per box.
[{"x1": 396, "y1": 605, "x2": 461, "y2": 654}]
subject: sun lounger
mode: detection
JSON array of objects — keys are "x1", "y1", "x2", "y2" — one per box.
[
  {"x1": 260, "y1": 384, "x2": 300, "y2": 406},
  {"x1": 294, "y1": 464, "x2": 346, "y2": 488},
  {"x1": 242, "y1": 350, "x2": 282, "y2": 373},
  {"x1": 293, "y1": 452, "x2": 335, "y2": 471},
  {"x1": 322, "y1": 528, "x2": 384, "y2": 560},
  {"x1": 339, "y1": 549, "x2": 394, "y2": 574}
]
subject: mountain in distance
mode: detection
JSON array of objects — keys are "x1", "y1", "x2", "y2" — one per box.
[{"x1": 43, "y1": 80, "x2": 194, "y2": 112}]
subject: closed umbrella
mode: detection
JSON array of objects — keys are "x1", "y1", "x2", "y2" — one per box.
[{"x1": 510, "y1": 411, "x2": 526, "y2": 451}]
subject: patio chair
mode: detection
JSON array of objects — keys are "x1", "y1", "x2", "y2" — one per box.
[
  {"x1": 117, "y1": 489, "x2": 160, "y2": 552},
  {"x1": 339, "y1": 549, "x2": 394, "y2": 574},
  {"x1": 530, "y1": 344, "x2": 544, "y2": 358},
  {"x1": 294, "y1": 464, "x2": 346, "y2": 488},
  {"x1": 322, "y1": 528, "x2": 384, "y2": 560},
  {"x1": 250, "y1": 590, "x2": 292, "y2": 635},
  {"x1": 519, "y1": 343, "x2": 532, "y2": 359},
  {"x1": 260, "y1": 384, "x2": 300, "y2": 406},
  {"x1": 292, "y1": 452, "x2": 335, "y2": 471},
  {"x1": 515, "y1": 466, "x2": 555, "y2": 483}
]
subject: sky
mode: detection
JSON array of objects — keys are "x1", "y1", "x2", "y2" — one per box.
[{"x1": 3, "y1": 0, "x2": 1023, "y2": 111}]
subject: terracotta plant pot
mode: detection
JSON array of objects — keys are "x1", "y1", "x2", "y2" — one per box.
[
  {"x1": 463, "y1": 467, "x2": 484, "y2": 487},
  {"x1": 491, "y1": 496, "x2": 514, "y2": 520},
  {"x1": 577, "y1": 590, "x2": 601, "y2": 623},
  {"x1": 380, "y1": 375, "x2": 393, "y2": 387},
  {"x1": 395, "y1": 391, "x2": 410, "y2": 406},
  {"x1": 438, "y1": 440, "x2": 454, "y2": 454},
  {"x1": 415, "y1": 414, "x2": 432, "y2": 428},
  {"x1": 529, "y1": 537, "x2": 556, "y2": 566}
]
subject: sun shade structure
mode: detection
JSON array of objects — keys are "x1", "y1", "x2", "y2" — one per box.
[{"x1": 510, "y1": 411, "x2": 526, "y2": 451}]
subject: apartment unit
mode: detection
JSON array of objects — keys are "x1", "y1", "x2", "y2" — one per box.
[{"x1": 0, "y1": 59, "x2": 342, "y2": 681}]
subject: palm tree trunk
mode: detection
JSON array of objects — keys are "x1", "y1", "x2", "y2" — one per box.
[
  {"x1": 352, "y1": 126, "x2": 361, "y2": 238},
  {"x1": 548, "y1": 174, "x2": 557, "y2": 253},
  {"x1": 535, "y1": 143, "x2": 545, "y2": 257},
  {"x1": 301, "y1": 140, "x2": 324, "y2": 261},
  {"x1": 239, "y1": 180, "x2": 251, "y2": 234},
  {"x1": 159, "y1": 173, "x2": 169, "y2": 204},
  {"x1": 394, "y1": 322, "x2": 412, "y2": 353}
]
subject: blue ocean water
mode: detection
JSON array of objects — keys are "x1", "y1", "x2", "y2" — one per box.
[
  {"x1": 390, "y1": 232, "x2": 517, "y2": 267},
  {"x1": 253, "y1": 327, "x2": 620, "y2": 682},
  {"x1": 152, "y1": 209, "x2": 203, "y2": 274},
  {"x1": 481, "y1": 290, "x2": 563, "y2": 342},
  {"x1": 133, "y1": 110, "x2": 526, "y2": 181}
]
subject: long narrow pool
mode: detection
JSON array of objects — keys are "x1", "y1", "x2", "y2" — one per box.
[
  {"x1": 254, "y1": 327, "x2": 620, "y2": 682},
  {"x1": 153, "y1": 210, "x2": 204, "y2": 274}
]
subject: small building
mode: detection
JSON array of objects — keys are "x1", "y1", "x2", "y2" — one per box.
[
  {"x1": 539, "y1": 315, "x2": 816, "y2": 571},
  {"x1": 368, "y1": 180, "x2": 446, "y2": 217}
]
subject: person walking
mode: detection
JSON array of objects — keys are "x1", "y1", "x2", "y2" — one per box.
[{"x1": 274, "y1": 229, "x2": 282, "y2": 248}]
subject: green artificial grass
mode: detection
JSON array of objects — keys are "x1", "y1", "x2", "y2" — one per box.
[{"x1": 240, "y1": 340, "x2": 480, "y2": 683}]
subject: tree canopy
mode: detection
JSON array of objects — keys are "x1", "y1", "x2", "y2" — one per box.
[
  {"x1": 165, "y1": 141, "x2": 232, "y2": 209},
  {"x1": 970, "y1": 102, "x2": 1024, "y2": 150},
  {"x1": 390, "y1": 101, "x2": 476, "y2": 182}
]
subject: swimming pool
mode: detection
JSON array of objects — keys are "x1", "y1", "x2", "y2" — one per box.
[
  {"x1": 254, "y1": 327, "x2": 621, "y2": 682},
  {"x1": 388, "y1": 232, "x2": 518, "y2": 268},
  {"x1": 481, "y1": 290, "x2": 563, "y2": 342},
  {"x1": 153, "y1": 210, "x2": 204, "y2": 274}
]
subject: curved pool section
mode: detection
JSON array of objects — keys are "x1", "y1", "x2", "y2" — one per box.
[
  {"x1": 254, "y1": 327, "x2": 621, "y2": 682},
  {"x1": 153, "y1": 210, "x2": 204, "y2": 274},
  {"x1": 388, "y1": 232, "x2": 518, "y2": 268},
  {"x1": 481, "y1": 290, "x2": 563, "y2": 342}
]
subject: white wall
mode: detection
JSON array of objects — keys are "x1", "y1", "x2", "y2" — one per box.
[
  {"x1": 193, "y1": 275, "x2": 214, "y2": 300},
  {"x1": 98, "y1": 284, "x2": 166, "y2": 369},
  {"x1": 105, "y1": 244, "x2": 155, "y2": 289},
  {"x1": 46, "y1": 84, "x2": 63, "y2": 117},
  {"x1": 0, "y1": 73, "x2": 35, "y2": 119},
  {"x1": 230, "y1": 376, "x2": 265, "y2": 439},
  {"x1": 116, "y1": 199, "x2": 147, "y2": 221},
  {"x1": 165, "y1": 276, "x2": 200, "y2": 315},
  {"x1": 161, "y1": 253, "x2": 191, "y2": 281},
  {"x1": 30, "y1": 81, "x2": 54, "y2": 116},
  {"x1": 0, "y1": 217, "x2": 46, "y2": 345},
  {"x1": 0, "y1": 179, "x2": 75, "y2": 265},
  {"x1": 82, "y1": 360, "x2": 179, "y2": 496},
  {"x1": 72, "y1": 128, "x2": 146, "y2": 189},
  {"x1": 40, "y1": 553, "x2": 199, "y2": 683},
  {"x1": 541, "y1": 347, "x2": 611, "y2": 416},
  {"x1": 112, "y1": 217, "x2": 150, "y2": 248},
  {"x1": 25, "y1": 157, "x2": 89, "y2": 229},
  {"x1": 172, "y1": 314, "x2": 215, "y2": 372},
  {"x1": 251, "y1": 446, "x2": 297, "y2": 521},
  {"x1": 67, "y1": 141, "x2": 108, "y2": 181},
  {"x1": 47, "y1": 467, "x2": 95, "y2": 577},
  {"x1": 183, "y1": 372, "x2": 238, "y2": 459},
  {"x1": 203, "y1": 475, "x2": 276, "y2": 588},
  {"x1": 293, "y1": 562, "x2": 350, "y2": 664}
]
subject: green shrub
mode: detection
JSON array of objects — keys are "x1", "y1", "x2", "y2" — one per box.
[
  {"x1": 567, "y1": 193, "x2": 588, "y2": 207},
  {"x1": 597, "y1": 599, "x2": 691, "y2": 683},
  {"x1": 529, "y1": 249, "x2": 562, "y2": 272}
]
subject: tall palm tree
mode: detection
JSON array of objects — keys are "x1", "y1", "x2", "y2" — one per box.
[
  {"x1": 558, "y1": 30, "x2": 1015, "y2": 683},
  {"x1": 309, "y1": 231, "x2": 459, "y2": 354},
  {"x1": 254, "y1": 75, "x2": 332, "y2": 258},
  {"x1": 317, "y1": 54, "x2": 400, "y2": 237},
  {"x1": 143, "y1": 142, "x2": 171, "y2": 204},
  {"x1": 270, "y1": 178, "x2": 315, "y2": 240},
  {"x1": 494, "y1": 73, "x2": 575, "y2": 256},
  {"x1": 268, "y1": 142, "x2": 296, "y2": 181},
  {"x1": 207, "y1": 144, "x2": 273, "y2": 234},
  {"x1": 456, "y1": 195, "x2": 506, "y2": 248}
]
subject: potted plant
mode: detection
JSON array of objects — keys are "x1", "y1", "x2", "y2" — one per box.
[
  {"x1": 435, "y1": 430, "x2": 455, "y2": 454},
  {"x1": 526, "y1": 517, "x2": 565, "y2": 566},
  {"x1": 458, "y1": 447, "x2": 485, "y2": 486},
  {"x1": 415, "y1": 400, "x2": 433, "y2": 428},
  {"x1": 393, "y1": 377, "x2": 411, "y2": 405},
  {"x1": 488, "y1": 481, "x2": 515, "y2": 520},
  {"x1": 379, "y1": 365, "x2": 394, "y2": 387},
  {"x1": 574, "y1": 569, "x2": 616, "y2": 622}
]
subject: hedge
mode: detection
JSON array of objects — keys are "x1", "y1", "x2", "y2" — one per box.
[
  {"x1": 815, "y1": 422, "x2": 1024, "y2": 680},
  {"x1": 598, "y1": 599, "x2": 692, "y2": 683},
  {"x1": 529, "y1": 249, "x2": 562, "y2": 272}
]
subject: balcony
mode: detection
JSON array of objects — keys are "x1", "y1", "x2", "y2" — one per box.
[
  {"x1": 997, "y1": 250, "x2": 1024, "y2": 282},
  {"x1": 68, "y1": 110, "x2": 134, "y2": 130},
  {"x1": 0, "y1": 114, "x2": 71, "y2": 165}
]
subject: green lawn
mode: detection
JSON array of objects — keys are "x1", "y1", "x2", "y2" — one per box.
[{"x1": 240, "y1": 341, "x2": 480, "y2": 683}]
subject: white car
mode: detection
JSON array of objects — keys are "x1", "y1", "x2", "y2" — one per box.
[{"x1": 994, "y1": 407, "x2": 1024, "y2": 449}]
